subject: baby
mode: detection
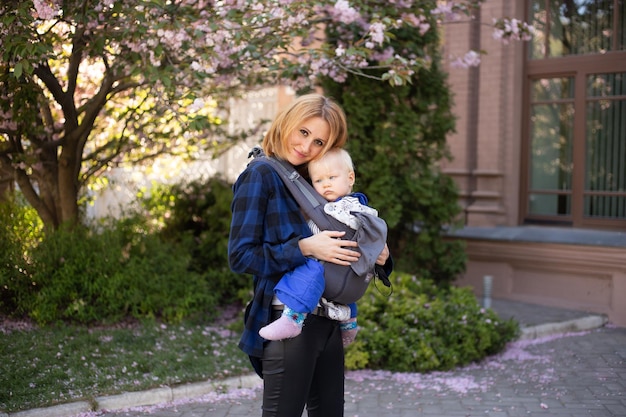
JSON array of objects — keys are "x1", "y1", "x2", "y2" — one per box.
[{"x1": 259, "y1": 148, "x2": 385, "y2": 345}]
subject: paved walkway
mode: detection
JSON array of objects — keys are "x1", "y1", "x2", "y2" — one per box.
[{"x1": 9, "y1": 300, "x2": 626, "y2": 417}]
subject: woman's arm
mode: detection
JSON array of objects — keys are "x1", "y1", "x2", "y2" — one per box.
[
  {"x1": 378, "y1": 244, "x2": 394, "y2": 279},
  {"x1": 228, "y1": 166, "x2": 309, "y2": 279},
  {"x1": 375, "y1": 243, "x2": 390, "y2": 265},
  {"x1": 299, "y1": 231, "x2": 360, "y2": 266}
]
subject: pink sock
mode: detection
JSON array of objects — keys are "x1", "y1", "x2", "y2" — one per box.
[{"x1": 259, "y1": 310, "x2": 305, "y2": 340}]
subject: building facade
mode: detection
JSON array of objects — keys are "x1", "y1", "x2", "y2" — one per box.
[{"x1": 442, "y1": 0, "x2": 626, "y2": 325}]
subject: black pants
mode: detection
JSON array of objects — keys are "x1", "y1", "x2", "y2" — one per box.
[{"x1": 261, "y1": 311, "x2": 345, "y2": 417}]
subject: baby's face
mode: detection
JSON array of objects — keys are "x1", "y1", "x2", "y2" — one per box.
[{"x1": 309, "y1": 155, "x2": 355, "y2": 201}]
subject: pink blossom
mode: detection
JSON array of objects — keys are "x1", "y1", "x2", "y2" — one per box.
[
  {"x1": 187, "y1": 98, "x2": 205, "y2": 113},
  {"x1": 390, "y1": 0, "x2": 415, "y2": 7},
  {"x1": 286, "y1": 13, "x2": 307, "y2": 28},
  {"x1": 493, "y1": 18, "x2": 535, "y2": 44},
  {"x1": 431, "y1": 2, "x2": 462, "y2": 22},
  {"x1": 368, "y1": 22, "x2": 386, "y2": 46},
  {"x1": 270, "y1": 7, "x2": 286, "y2": 19},
  {"x1": 32, "y1": 0, "x2": 59, "y2": 20},
  {"x1": 331, "y1": 0, "x2": 361, "y2": 25},
  {"x1": 450, "y1": 50, "x2": 481, "y2": 69},
  {"x1": 370, "y1": 47, "x2": 394, "y2": 62},
  {"x1": 401, "y1": 13, "x2": 430, "y2": 36}
]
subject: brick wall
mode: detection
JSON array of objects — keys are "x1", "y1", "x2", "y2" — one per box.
[{"x1": 442, "y1": 0, "x2": 526, "y2": 227}]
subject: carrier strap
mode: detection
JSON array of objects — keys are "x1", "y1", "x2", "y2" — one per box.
[{"x1": 248, "y1": 146, "x2": 336, "y2": 231}]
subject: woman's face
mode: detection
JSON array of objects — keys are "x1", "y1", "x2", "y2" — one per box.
[{"x1": 284, "y1": 117, "x2": 330, "y2": 166}]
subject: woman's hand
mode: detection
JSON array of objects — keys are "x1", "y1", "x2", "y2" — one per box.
[
  {"x1": 375, "y1": 243, "x2": 390, "y2": 265},
  {"x1": 299, "y1": 231, "x2": 360, "y2": 265}
]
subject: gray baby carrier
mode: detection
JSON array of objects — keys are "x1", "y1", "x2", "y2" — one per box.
[{"x1": 248, "y1": 146, "x2": 390, "y2": 304}]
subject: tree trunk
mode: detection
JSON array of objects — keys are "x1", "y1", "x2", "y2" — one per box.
[
  {"x1": 14, "y1": 168, "x2": 58, "y2": 230},
  {"x1": 58, "y1": 145, "x2": 80, "y2": 227},
  {"x1": 0, "y1": 164, "x2": 13, "y2": 202}
]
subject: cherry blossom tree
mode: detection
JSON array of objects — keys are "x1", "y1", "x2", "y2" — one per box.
[{"x1": 0, "y1": 0, "x2": 532, "y2": 230}]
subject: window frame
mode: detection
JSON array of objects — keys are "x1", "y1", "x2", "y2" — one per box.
[{"x1": 521, "y1": 53, "x2": 626, "y2": 229}]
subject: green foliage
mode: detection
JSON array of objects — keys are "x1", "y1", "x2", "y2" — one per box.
[
  {"x1": 25, "y1": 220, "x2": 213, "y2": 325},
  {"x1": 345, "y1": 272, "x2": 519, "y2": 372},
  {"x1": 0, "y1": 193, "x2": 43, "y2": 315},
  {"x1": 0, "y1": 175, "x2": 244, "y2": 325},
  {"x1": 343, "y1": 339, "x2": 370, "y2": 370},
  {"x1": 139, "y1": 176, "x2": 248, "y2": 305},
  {"x1": 322, "y1": 15, "x2": 466, "y2": 285}
]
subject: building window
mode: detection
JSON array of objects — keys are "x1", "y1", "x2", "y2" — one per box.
[
  {"x1": 585, "y1": 72, "x2": 626, "y2": 219},
  {"x1": 528, "y1": 77, "x2": 574, "y2": 217},
  {"x1": 523, "y1": 1, "x2": 626, "y2": 228},
  {"x1": 529, "y1": 0, "x2": 625, "y2": 58}
]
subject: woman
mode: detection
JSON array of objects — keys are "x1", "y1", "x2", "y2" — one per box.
[{"x1": 228, "y1": 93, "x2": 391, "y2": 417}]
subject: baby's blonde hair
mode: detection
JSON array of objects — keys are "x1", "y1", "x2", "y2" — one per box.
[{"x1": 309, "y1": 147, "x2": 354, "y2": 174}]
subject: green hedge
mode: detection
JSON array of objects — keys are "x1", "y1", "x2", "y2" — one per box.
[
  {"x1": 346, "y1": 272, "x2": 519, "y2": 372},
  {"x1": 0, "y1": 193, "x2": 43, "y2": 316},
  {"x1": 10, "y1": 220, "x2": 213, "y2": 324},
  {"x1": 0, "y1": 177, "x2": 246, "y2": 325}
]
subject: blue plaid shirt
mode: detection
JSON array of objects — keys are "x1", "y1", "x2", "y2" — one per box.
[{"x1": 229, "y1": 159, "x2": 312, "y2": 360}]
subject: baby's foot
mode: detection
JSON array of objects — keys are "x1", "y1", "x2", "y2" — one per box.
[{"x1": 259, "y1": 313, "x2": 304, "y2": 340}]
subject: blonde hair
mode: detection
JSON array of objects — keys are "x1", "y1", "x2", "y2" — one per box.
[
  {"x1": 309, "y1": 147, "x2": 355, "y2": 174},
  {"x1": 262, "y1": 94, "x2": 348, "y2": 159}
]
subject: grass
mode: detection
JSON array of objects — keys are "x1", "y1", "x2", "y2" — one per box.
[{"x1": 0, "y1": 307, "x2": 253, "y2": 413}]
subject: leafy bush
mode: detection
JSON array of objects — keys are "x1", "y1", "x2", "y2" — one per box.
[
  {"x1": 0, "y1": 193, "x2": 43, "y2": 316},
  {"x1": 139, "y1": 176, "x2": 248, "y2": 305},
  {"x1": 25, "y1": 219, "x2": 213, "y2": 324},
  {"x1": 346, "y1": 272, "x2": 519, "y2": 372},
  {"x1": 0, "y1": 174, "x2": 249, "y2": 325}
]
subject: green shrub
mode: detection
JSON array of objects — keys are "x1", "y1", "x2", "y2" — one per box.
[
  {"x1": 0, "y1": 193, "x2": 43, "y2": 316},
  {"x1": 1, "y1": 174, "x2": 244, "y2": 325},
  {"x1": 346, "y1": 272, "x2": 519, "y2": 372},
  {"x1": 25, "y1": 218, "x2": 214, "y2": 325},
  {"x1": 139, "y1": 176, "x2": 248, "y2": 305},
  {"x1": 27, "y1": 224, "x2": 124, "y2": 324}
]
